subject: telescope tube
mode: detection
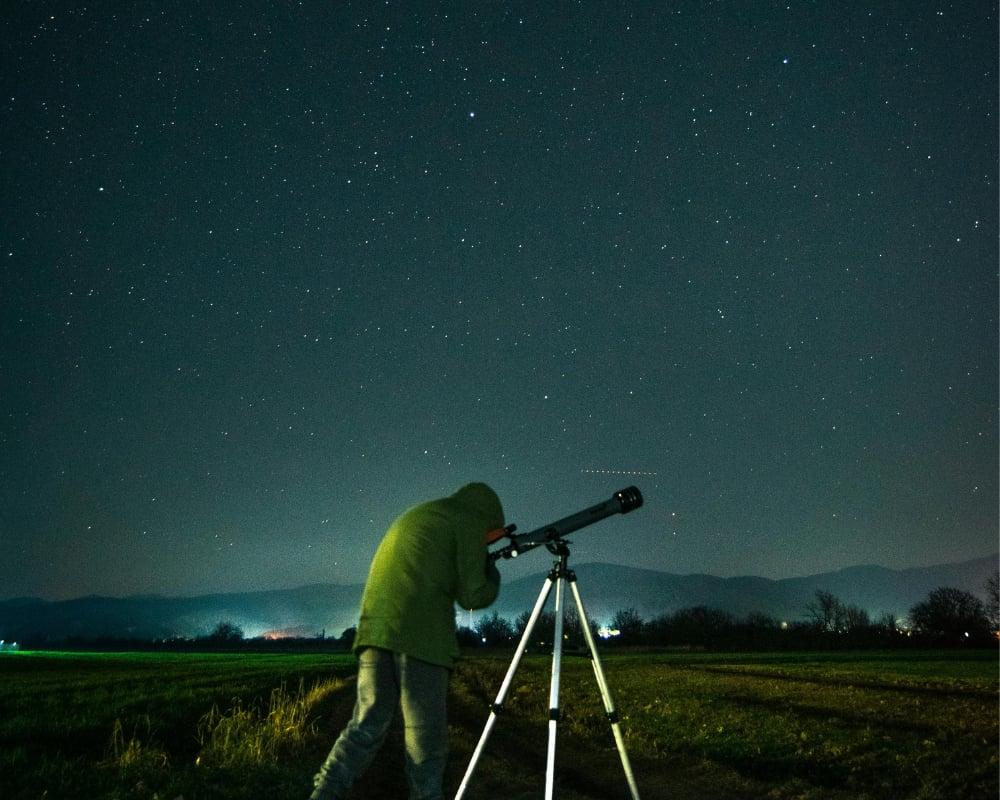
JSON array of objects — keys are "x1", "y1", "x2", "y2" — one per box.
[{"x1": 490, "y1": 486, "x2": 643, "y2": 561}]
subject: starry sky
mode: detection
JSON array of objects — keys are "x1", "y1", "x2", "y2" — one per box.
[{"x1": 2, "y1": 1, "x2": 996, "y2": 601}]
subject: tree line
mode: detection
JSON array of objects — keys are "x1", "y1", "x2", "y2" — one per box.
[{"x1": 461, "y1": 578, "x2": 999, "y2": 651}]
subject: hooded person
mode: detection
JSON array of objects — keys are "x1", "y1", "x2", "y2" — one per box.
[{"x1": 310, "y1": 483, "x2": 506, "y2": 800}]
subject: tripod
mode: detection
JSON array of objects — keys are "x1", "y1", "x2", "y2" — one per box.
[{"x1": 455, "y1": 540, "x2": 641, "y2": 800}]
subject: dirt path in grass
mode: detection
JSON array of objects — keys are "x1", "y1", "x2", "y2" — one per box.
[{"x1": 306, "y1": 667, "x2": 846, "y2": 800}]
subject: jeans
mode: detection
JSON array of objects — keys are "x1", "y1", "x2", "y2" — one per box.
[{"x1": 311, "y1": 647, "x2": 450, "y2": 800}]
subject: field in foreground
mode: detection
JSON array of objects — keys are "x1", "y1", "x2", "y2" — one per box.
[{"x1": 0, "y1": 649, "x2": 995, "y2": 799}]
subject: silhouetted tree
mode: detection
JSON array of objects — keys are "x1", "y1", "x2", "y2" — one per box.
[
  {"x1": 737, "y1": 613, "x2": 783, "y2": 650},
  {"x1": 475, "y1": 611, "x2": 515, "y2": 645},
  {"x1": 909, "y1": 586, "x2": 990, "y2": 643},
  {"x1": 562, "y1": 607, "x2": 600, "y2": 646},
  {"x1": 985, "y1": 574, "x2": 999, "y2": 633},
  {"x1": 655, "y1": 606, "x2": 734, "y2": 647},
  {"x1": 515, "y1": 609, "x2": 552, "y2": 644},
  {"x1": 456, "y1": 626, "x2": 480, "y2": 647},
  {"x1": 339, "y1": 626, "x2": 357, "y2": 648},
  {"x1": 805, "y1": 590, "x2": 845, "y2": 633},
  {"x1": 744, "y1": 612, "x2": 780, "y2": 630},
  {"x1": 514, "y1": 607, "x2": 596, "y2": 650},
  {"x1": 842, "y1": 604, "x2": 871, "y2": 633},
  {"x1": 610, "y1": 607, "x2": 645, "y2": 643},
  {"x1": 872, "y1": 612, "x2": 899, "y2": 640},
  {"x1": 205, "y1": 621, "x2": 244, "y2": 642}
]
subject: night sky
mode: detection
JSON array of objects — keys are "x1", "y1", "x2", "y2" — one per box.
[{"x1": 2, "y1": 2, "x2": 996, "y2": 601}]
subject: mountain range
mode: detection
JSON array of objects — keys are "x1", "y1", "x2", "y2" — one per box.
[{"x1": 1, "y1": 554, "x2": 995, "y2": 643}]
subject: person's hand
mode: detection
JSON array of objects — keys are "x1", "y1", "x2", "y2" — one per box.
[{"x1": 484, "y1": 527, "x2": 507, "y2": 545}]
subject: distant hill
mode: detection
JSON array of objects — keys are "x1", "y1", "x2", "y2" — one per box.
[
  {"x1": 490, "y1": 554, "x2": 999, "y2": 624},
  {"x1": 0, "y1": 583, "x2": 364, "y2": 644},
  {"x1": 1, "y1": 554, "x2": 995, "y2": 643}
]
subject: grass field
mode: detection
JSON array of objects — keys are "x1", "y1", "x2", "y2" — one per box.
[{"x1": 0, "y1": 648, "x2": 995, "y2": 799}]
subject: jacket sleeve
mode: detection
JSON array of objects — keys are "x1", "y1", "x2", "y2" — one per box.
[{"x1": 454, "y1": 531, "x2": 501, "y2": 611}]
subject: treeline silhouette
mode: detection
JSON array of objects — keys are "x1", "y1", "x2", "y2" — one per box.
[
  {"x1": 462, "y1": 583, "x2": 999, "y2": 651},
  {"x1": 17, "y1": 581, "x2": 997, "y2": 653}
]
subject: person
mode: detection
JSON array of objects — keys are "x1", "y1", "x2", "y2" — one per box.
[{"x1": 310, "y1": 482, "x2": 507, "y2": 800}]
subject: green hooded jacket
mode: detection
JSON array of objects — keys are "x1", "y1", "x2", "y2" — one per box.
[{"x1": 352, "y1": 483, "x2": 504, "y2": 668}]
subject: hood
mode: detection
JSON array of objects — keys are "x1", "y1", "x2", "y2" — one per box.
[{"x1": 448, "y1": 482, "x2": 505, "y2": 531}]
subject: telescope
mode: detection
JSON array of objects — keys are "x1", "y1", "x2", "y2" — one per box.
[
  {"x1": 460, "y1": 485, "x2": 646, "y2": 800},
  {"x1": 489, "y1": 486, "x2": 643, "y2": 561}
]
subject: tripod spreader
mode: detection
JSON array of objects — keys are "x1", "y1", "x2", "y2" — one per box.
[{"x1": 489, "y1": 486, "x2": 643, "y2": 561}]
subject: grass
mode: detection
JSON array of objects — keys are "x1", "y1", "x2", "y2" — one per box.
[
  {"x1": 195, "y1": 677, "x2": 345, "y2": 767},
  {"x1": 0, "y1": 648, "x2": 995, "y2": 799},
  {"x1": 0, "y1": 651, "x2": 356, "y2": 799},
  {"x1": 454, "y1": 649, "x2": 998, "y2": 799}
]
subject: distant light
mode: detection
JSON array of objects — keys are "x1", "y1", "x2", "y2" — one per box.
[
  {"x1": 598, "y1": 627, "x2": 621, "y2": 639},
  {"x1": 780, "y1": 621, "x2": 789, "y2": 630},
  {"x1": 781, "y1": 57, "x2": 789, "y2": 64},
  {"x1": 468, "y1": 111, "x2": 476, "y2": 118}
]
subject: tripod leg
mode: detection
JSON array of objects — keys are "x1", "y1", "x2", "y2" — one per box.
[
  {"x1": 544, "y1": 574, "x2": 566, "y2": 800},
  {"x1": 454, "y1": 576, "x2": 555, "y2": 800},
  {"x1": 568, "y1": 580, "x2": 641, "y2": 800}
]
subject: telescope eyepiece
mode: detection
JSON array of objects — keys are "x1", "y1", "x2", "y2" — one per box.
[{"x1": 614, "y1": 486, "x2": 643, "y2": 513}]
